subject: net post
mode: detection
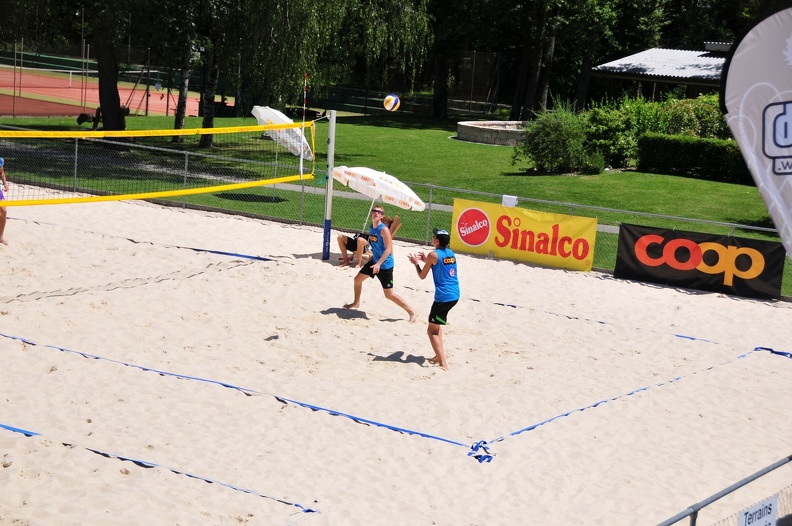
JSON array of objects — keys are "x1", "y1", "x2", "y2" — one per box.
[{"x1": 322, "y1": 110, "x2": 336, "y2": 260}]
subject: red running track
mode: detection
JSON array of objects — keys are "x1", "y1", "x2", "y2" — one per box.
[{"x1": 0, "y1": 68, "x2": 200, "y2": 117}]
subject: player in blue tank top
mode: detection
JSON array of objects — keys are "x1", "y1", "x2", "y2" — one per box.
[
  {"x1": 343, "y1": 206, "x2": 417, "y2": 322},
  {"x1": 408, "y1": 228, "x2": 460, "y2": 370}
]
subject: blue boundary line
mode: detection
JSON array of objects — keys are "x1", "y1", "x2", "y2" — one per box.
[
  {"x1": 125, "y1": 237, "x2": 275, "y2": 262},
  {"x1": 8, "y1": 216, "x2": 275, "y2": 263},
  {"x1": 478, "y1": 346, "x2": 790, "y2": 452},
  {"x1": 466, "y1": 296, "x2": 720, "y2": 345},
  {"x1": 3, "y1": 331, "x2": 786, "y2": 465},
  {"x1": 0, "y1": 332, "x2": 478, "y2": 459},
  {"x1": 0, "y1": 422, "x2": 319, "y2": 514}
]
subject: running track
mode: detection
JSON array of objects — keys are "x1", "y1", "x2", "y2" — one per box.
[{"x1": 0, "y1": 68, "x2": 200, "y2": 117}]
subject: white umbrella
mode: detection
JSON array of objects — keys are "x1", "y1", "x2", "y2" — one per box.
[
  {"x1": 251, "y1": 105, "x2": 313, "y2": 161},
  {"x1": 332, "y1": 166, "x2": 425, "y2": 211},
  {"x1": 332, "y1": 166, "x2": 425, "y2": 233}
]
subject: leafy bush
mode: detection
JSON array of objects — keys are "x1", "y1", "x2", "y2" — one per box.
[
  {"x1": 658, "y1": 95, "x2": 730, "y2": 139},
  {"x1": 619, "y1": 95, "x2": 665, "y2": 136},
  {"x1": 584, "y1": 104, "x2": 633, "y2": 168},
  {"x1": 583, "y1": 95, "x2": 665, "y2": 168},
  {"x1": 513, "y1": 94, "x2": 733, "y2": 176},
  {"x1": 512, "y1": 102, "x2": 587, "y2": 172},
  {"x1": 581, "y1": 151, "x2": 605, "y2": 174}
]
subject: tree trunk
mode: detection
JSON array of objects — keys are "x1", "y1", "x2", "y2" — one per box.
[
  {"x1": 536, "y1": 22, "x2": 558, "y2": 113},
  {"x1": 93, "y1": 27, "x2": 125, "y2": 131},
  {"x1": 510, "y1": 26, "x2": 533, "y2": 121},
  {"x1": 521, "y1": 40, "x2": 543, "y2": 120},
  {"x1": 432, "y1": 51, "x2": 449, "y2": 119},
  {"x1": 172, "y1": 64, "x2": 191, "y2": 143},
  {"x1": 198, "y1": 50, "x2": 219, "y2": 149},
  {"x1": 512, "y1": 2, "x2": 547, "y2": 121},
  {"x1": 575, "y1": 43, "x2": 594, "y2": 111}
]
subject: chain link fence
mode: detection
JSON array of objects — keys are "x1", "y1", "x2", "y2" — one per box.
[
  {"x1": 205, "y1": 172, "x2": 789, "y2": 298},
  {"x1": 1, "y1": 129, "x2": 789, "y2": 297}
]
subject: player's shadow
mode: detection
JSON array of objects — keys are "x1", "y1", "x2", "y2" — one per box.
[
  {"x1": 369, "y1": 351, "x2": 426, "y2": 366},
  {"x1": 321, "y1": 307, "x2": 369, "y2": 320}
]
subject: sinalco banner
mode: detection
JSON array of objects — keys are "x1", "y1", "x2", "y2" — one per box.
[
  {"x1": 721, "y1": 1, "x2": 792, "y2": 262},
  {"x1": 450, "y1": 198, "x2": 597, "y2": 271}
]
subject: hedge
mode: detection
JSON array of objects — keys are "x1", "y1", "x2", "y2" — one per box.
[{"x1": 637, "y1": 132, "x2": 753, "y2": 185}]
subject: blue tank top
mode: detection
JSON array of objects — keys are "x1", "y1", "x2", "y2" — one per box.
[
  {"x1": 369, "y1": 222, "x2": 394, "y2": 270},
  {"x1": 432, "y1": 247, "x2": 460, "y2": 302}
]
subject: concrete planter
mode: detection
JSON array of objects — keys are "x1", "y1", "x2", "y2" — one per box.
[{"x1": 456, "y1": 121, "x2": 525, "y2": 146}]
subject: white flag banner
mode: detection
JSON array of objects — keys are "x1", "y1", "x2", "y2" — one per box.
[{"x1": 721, "y1": 1, "x2": 792, "y2": 261}]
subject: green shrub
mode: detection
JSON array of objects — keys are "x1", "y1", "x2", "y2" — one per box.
[
  {"x1": 581, "y1": 151, "x2": 605, "y2": 174},
  {"x1": 584, "y1": 95, "x2": 665, "y2": 168},
  {"x1": 637, "y1": 132, "x2": 752, "y2": 184},
  {"x1": 513, "y1": 95, "x2": 733, "y2": 175},
  {"x1": 657, "y1": 95, "x2": 730, "y2": 139},
  {"x1": 620, "y1": 95, "x2": 665, "y2": 136},
  {"x1": 584, "y1": 105, "x2": 631, "y2": 168},
  {"x1": 512, "y1": 102, "x2": 587, "y2": 173},
  {"x1": 658, "y1": 99, "x2": 700, "y2": 136}
]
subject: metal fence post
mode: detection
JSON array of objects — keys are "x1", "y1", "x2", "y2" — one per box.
[{"x1": 73, "y1": 138, "x2": 79, "y2": 192}]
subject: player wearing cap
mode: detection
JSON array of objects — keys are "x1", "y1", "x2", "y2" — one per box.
[{"x1": 408, "y1": 228, "x2": 460, "y2": 371}]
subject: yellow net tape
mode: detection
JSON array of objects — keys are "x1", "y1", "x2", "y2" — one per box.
[{"x1": 0, "y1": 122, "x2": 316, "y2": 207}]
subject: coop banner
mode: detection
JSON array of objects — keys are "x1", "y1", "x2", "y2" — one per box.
[
  {"x1": 614, "y1": 223, "x2": 785, "y2": 300},
  {"x1": 450, "y1": 198, "x2": 597, "y2": 271},
  {"x1": 721, "y1": 2, "x2": 792, "y2": 262}
]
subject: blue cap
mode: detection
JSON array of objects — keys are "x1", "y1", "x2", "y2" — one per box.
[
  {"x1": 0, "y1": 157, "x2": 4, "y2": 168},
  {"x1": 433, "y1": 228, "x2": 449, "y2": 236}
]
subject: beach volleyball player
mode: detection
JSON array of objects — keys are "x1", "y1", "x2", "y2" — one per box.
[
  {"x1": 0, "y1": 157, "x2": 8, "y2": 245},
  {"x1": 408, "y1": 228, "x2": 460, "y2": 370},
  {"x1": 343, "y1": 206, "x2": 417, "y2": 322}
]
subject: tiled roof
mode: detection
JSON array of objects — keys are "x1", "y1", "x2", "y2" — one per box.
[{"x1": 592, "y1": 48, "x2": 725, "y2": 86}]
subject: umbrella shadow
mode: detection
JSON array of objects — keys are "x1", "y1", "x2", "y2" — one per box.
[
  {"x1": 321, "y1": 307, "x2": 369, "y2": 320},
  {"x1": 292, "y1": 252, "x2": 353, "y2": 266},
  {"x1": 369, "y1": 351, "x2": 427, "y2": 366}
]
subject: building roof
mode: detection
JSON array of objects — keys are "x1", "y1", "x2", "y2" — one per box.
[{"x1": 592, "y1": 48, "x2": 725, "y2": 87}]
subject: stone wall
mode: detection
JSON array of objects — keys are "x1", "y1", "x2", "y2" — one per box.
[{"x1": 456, "y1": 121, "x2": 524, "y2": 146}]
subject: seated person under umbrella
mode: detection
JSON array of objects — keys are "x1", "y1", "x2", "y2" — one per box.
[{"x1": 337, "y1": 214, "x2": 401, "y2": 268}]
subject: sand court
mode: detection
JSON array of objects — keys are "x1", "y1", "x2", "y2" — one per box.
[{"x1": 1, "y1": 192, "x2": 792, "y2": 525}]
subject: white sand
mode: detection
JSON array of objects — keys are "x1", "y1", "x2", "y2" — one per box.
[{"x1": 1, "y1": 193, "x2": 791, "y2": 525}]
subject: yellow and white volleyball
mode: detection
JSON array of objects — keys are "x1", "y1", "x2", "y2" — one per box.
[{"x1": 383, "y1": 94, "x2": 400, "y2": 112}]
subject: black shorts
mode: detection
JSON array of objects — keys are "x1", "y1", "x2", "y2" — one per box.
[
  {"x1": 429, "y1": 300, "x2": 458, "y2": 325},
  {"x1": 345, "y1": 234, "x2": 369, "y2": 252},
  {"x1": 344, "y1": 236, "x2": 359, "y2": 252},
  {"x1": 359, "y1": 260, "x2": 394, "y2": 289}
]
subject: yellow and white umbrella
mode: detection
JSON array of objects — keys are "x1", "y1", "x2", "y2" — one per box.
[{"x1": 332, "y1": 166, "x2": 425, "y2": 212}]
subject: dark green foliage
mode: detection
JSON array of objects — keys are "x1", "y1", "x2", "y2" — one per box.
[
  {"x1": 637, "y1": 133, "x2": 753, "y2": 185},
  {"x1": 581, "y1": 151, "x2": 605, "y2": 175},
  {"x1": 659, "y1": 95, "x2": 731, "y2": 139},
  {"x1": 584, "y1": 105, "x2": 632, "y2": 168},
  {"x1": 516, "y1": 94, "x2": 736, "y2": 177},
  {"x1": 512, "y1": 104, "x2": 587, "y2": 173}
]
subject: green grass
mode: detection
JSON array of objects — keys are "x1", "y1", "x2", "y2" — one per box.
[
  {"x1": 2, "y1": 112, "x2": 773, "y2": 233},
  {"x1": 1, "y1": 112, "x2": 789, "y2": 297}
]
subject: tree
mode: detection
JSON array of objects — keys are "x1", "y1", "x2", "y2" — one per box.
[
  {"x1": 87, "y1": 0, "x2": 129, "y2": 131},
  {"x1": 132, "y1": 0, "x2": 201, "y2": 135}
]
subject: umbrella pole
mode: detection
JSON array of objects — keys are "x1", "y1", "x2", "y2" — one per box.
[{"x1": 361, "y1": 199, "x2": 376, "y2": 232}]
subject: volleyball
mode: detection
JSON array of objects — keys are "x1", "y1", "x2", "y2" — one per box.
[{"x1": 383, "y1": 94, "x2": 400, "y2": 112}]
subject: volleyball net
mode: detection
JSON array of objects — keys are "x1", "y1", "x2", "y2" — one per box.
[{"x1": 0, "y1": 122, "x2": 316, "y2": 207}]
